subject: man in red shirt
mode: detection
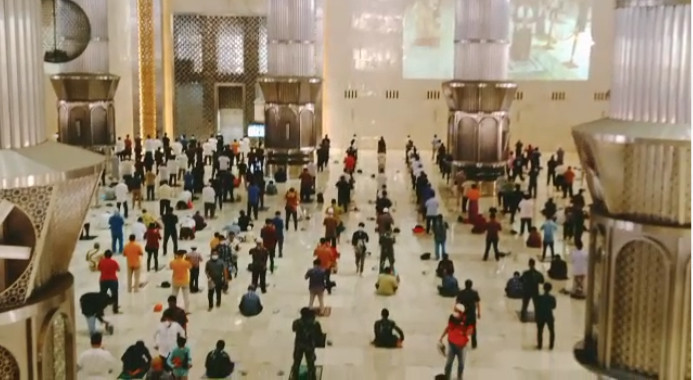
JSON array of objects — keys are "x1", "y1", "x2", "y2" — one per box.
[
  {"x1": 285, "y1": 188, "x2": 299, "y2": 231},
  {"x1": 439, "y1": 304, "x2": 474, "y2": 379},
  {"x1": 261, "y1": 219, "x2": 278, "y2": 273},
  {"x1": 344, "y1": 154, "x2": 356, "y2": 178},
  {"x1": 563, "y1": 166, "x2": 575, "y2": 199},
  {"x1": 313, "y1": 238, "x2": 335, "y2": 294},
  {"x1": 483, "y1": 213, "x2": 502, "y2": 261},
  {"x1": 298, "y1": 168, "x2": 313, "y2": 203},
  {"x1": 97, "y1": 250, "x2": 121, "y2": 313}
]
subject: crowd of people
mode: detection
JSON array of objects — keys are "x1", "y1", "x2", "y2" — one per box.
[{"x1": 76, "y1": 132, "x2": 585, "y2": 379}]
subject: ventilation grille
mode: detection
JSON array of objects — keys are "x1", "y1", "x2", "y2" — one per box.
[
  {"x1": 385, "y1": 90, "x2": 400, "y2": 100},
  {"x1": 344, "y1": 89, "x2": 358, "y2": 99},
  {"x1": 594, "y1": 91, "x2": 610, "y2": 101},
  {"x1": 426, "y1": 90, "x2": 441, "y2": 100},
  {"x1": 551, "y1": 91, "x2": 566, "y2": 101}
]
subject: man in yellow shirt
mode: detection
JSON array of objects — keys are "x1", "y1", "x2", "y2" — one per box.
[
  {"x1": 210, "y1": 232, "x2": 221, "y2": 251},
  {"x1": 141, "y1": 209, "x2": 157, "y2": 228},
  {"x1": 123, "y1": 235, "x2": 144, "y2": 292},
  {"x1": 375, "y1": 267, "x2": 399, "y2": 296},
  {"x1": 170, "y1": 250, "x2": 192, "y2": 312}
]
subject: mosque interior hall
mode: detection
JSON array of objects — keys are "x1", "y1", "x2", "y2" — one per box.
[{"x1": 0, "y1": 0, "x2": 690, "y2": 379}]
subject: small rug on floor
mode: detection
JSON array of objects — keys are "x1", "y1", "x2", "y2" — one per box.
[
  {"x1": 515, "y1": 310, "x2": 535, "y2": 323},
  {"x1": 311, "y1": 307, "x2": 331, "y2": 317},
  {"x1": 285, "y1": 365, "x2": 323, "y2": 380}
]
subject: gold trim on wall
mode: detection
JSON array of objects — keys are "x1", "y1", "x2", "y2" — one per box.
[{"x1": 137, "y1": 0, "x2": 157, "y2": 137}]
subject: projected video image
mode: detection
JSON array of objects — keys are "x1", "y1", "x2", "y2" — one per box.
[{"x1": 402, "y1": 0, "x2": 594, "y2": 80}]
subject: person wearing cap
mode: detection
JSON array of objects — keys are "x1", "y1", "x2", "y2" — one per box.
[
  {"x1": 439, "y1": 304, "x2": 474, "y2": 380},
  {"x1": 238, "y1": 285, "x2": 263, "y2": 317},
  {"x1": 376, "y1": 208, "x2": 394, "y2": 235},
  {"x1": 170, "y1": 250, "x2": 192, "y2": 312},
  {"x1": 186, "y1": 247, "x2": 203, "y2": 293},
  {"x1": 249, "y1": 238, "x2": 269, "y2": 293}
]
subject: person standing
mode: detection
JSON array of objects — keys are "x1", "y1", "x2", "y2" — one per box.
[
  {"x1": 115, "y1": 180, "x2": 129, "y2": 218},
  {"x1": 272, "y1": 211, "x2": 285, "y2": 258},
  {"x1": 167, "y1": 336, "x2": 192, "y2": 378},
  {"x1": 249, "y1": 238, "x2": 269, "y2": 293},
  {"x1": 290, "y1": 308, "x2": 324, "y2": 380},
  {"x1": 170, "y1": 250, "x2": 192, "y2": 312},
  {"x1": 528, "y1": 166, "x2": 539, "y2": 199},
  {"x1": 563, "y1": 166, "x2": 576, "y2": 199},
  {"x1": 336, "y1": 175, "x2": 353, "y2": 211},
  {"x1": 202, "y1": 182, "x2": 216, "y2": 219},
  {"x1": 77, "y1": 333, "x2": 119, "y2": 378},
  {"x1": 520, "y1": 259, "x2": 545, "y2": 322},
  {"x1": 260, "y1": 219, "x2": 278, "y2": 273},
  {"x1": 122, "y1": 234, "x2": 143, "y2": 293},
  {"x1": 483, "y1": 213, "x2": 502, "y2": 261},
  {"x1": 299, "y1": 167, "x2": 313, "y2": 202},
  {"x1": 144, "y1": 223, "x2": 162, "y2": 271},
  {"x1": 205, "y1": 251, "x2": 225, "y2": 310},
  {"x1": 425, "y1": 193, "x2": 440, "y2": 234},
  {"x1": 158, "y1": 180, "x2": 174, "y2": 215},
  {"x1": 108, "y1": 210, "x2": 125, "y2": 254},
  {"x1": 247, "y1": 181, "x2": 260, "y2": 220},
  {"x1": 98, "y1": 250, "x2": 120, "y2": 314},
  {"x1": 322, "y1": 210, "x2": 339, "y2": 247},
  {"x1": 285, "y1": 188, "x2": 299, "y2": 231},
  {"x1": 546, "y1": 155, "x2": 557, "y2": 186},
  {"x1": 535, "y1": 283, "x2": 556, "y2": 349},
  {"x1": 186, "y1": 247, "x2": 203, "y2": 293},
  {"x1": 305, "y1": 259, "x2": 327, "y2": 314},
  {"x1": 518, "y1": 194, "x2": 534, "y2": 235},
  {"x1": 314, "y1": 238, "x2": 335, "y2": 294},
  {"x1": 438, "y1": 304, "x2": 474, "y2": 380},
  {"x1": 456, "y1": 280, "x2": 481, "y2": 349},
  {"x1": 154, "y1": 314, "x2": 186, "y2": 363},
  {"x1": 161, "y1": 207, "x2": 179, "y2": 256},
  {"x1": 571, "y1": 241, "x2": 588, "y2": 298},
  {"x1": 540, "y1": 216, "x2": 559, "y2": 260},
  {"x1": 432, "y1": 215, "x2": 449, "y2": 260},
  {"x1": 351, "y1": 222, "x2": 369, "y2": 275}
]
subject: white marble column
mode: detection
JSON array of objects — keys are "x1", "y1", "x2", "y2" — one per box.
[
  {"x1": 610, "y1": 1, "x2": 691, "y2": 124},
  {"x1": 453, "y1": 0, "x2": 510, "y2": 80},
  {"x1": 108, "y1": 0, "x2": 136, "y2": 138},
  {"x1": 0, "y1": 0, "x2": 46, "y2": 149},
  {"x1": 267, "y1": 0, "x2": 317, "y2": 76}
]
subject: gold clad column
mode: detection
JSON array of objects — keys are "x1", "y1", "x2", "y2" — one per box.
[
  {"x1": 0, "y1": 0, "x2": 105, "y2": 379},
  {"x1": 136, "y1": 0, "x2": 157, "y2": 137}
]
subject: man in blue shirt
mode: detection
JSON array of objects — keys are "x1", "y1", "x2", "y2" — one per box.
[
  {"x1": 540, "y1": 217, "x2": 559, "y2": 260},
  {"x1": 108, "y1": 211, "x2": 125, "y2": 253},
  {"x1": 272, "y1": 211, "x2": 285, "y2": 258},
  {"x1": 246, "y1": 182, "x2": 260, "y2": 220},
  {"x1": 238, "y1": 285, "x2": 263, "y2": 316},
  {"x1": 437, "y1": 268, "x2": 459, "y2": 298}
]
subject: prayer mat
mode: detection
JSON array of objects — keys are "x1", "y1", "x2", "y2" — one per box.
[{"x1": 290, "y1": 365, "x2": 324, "y2": 380}]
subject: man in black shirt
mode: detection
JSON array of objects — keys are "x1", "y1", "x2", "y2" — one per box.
[
  {"x1": 436, "y1": 253, "x2": 454, "y2": 278},
  {"x1": 161, "y1": 207, "x2": 178, "y2": 256},
  {"x1": 163, "y1": 295, "x2": 188, "y2": 329},
  {"x1": 535, "y1": 283, "x2": 556, "y2": 349},
  {"x1": 336, "y1": 175, "x2": 353, "y2": 211},
  {"x1": 373, "y1": 308, "x2": 405, "y2": 348},
  {"x1": 121, "y1": 340, "x2": 152, "y2": 377},
  {"x1": 249, "y1": 238, "x2": 269, "y2": 293},
  {"x1": 80, "y1": 292, "x2": 113, "y2": 337},
  {"x1": 456, "y1": 279, "x2": 481, "y2": 348},
  {"x1": 205, "y1": 339, "x2": 235, "y2": 378},
  {"x1": 351, "y1": 222, "x2": 369, "y2": 275},
  {"x1": 291, "y1": 307, "x2": 324, "y2": 380},
  {"x1": 520, "y1": 259, "x2": 545, "y2": 322}
]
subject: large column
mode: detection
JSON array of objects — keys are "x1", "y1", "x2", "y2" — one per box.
[
  {"x1": 442, "y1": 0, "x2": 516, "y2": 182},
  {"x1": 572, "y1": 1, "x2": 691, "y2": 379},
  {"x1": 259, "y1": 0, "x2": 322, "y2": 170},
  {"x1": 0, "y1": 1, "x2": 104, "y2": 378}
]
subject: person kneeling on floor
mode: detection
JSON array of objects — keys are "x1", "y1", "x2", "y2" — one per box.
[
  {"x1": 438, "y1": 268, "x2": 459, "y2": 298},
  {"x1": 238, "y1": 285, "x2": 263, "y2": 317},
  {"x1": 375, "y1": 267, "x2": 399, "y2": 296},
  {"x1": 373, "y1": 308, "x2": 405, "y2": 348},
  {"x1": 505, "y1": 271, "x2": 524, "y2": 299}
]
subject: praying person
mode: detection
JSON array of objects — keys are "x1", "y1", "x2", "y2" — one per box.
[{"x1": 373, "y1": 308, "x2": 405, "y2": 348}]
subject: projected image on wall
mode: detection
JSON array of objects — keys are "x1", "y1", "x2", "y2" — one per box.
[{"x1": 402, "y1": 0, "x2": 594, "y2": 80}]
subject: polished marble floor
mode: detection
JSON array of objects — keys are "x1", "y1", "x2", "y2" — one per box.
[{"x1": 72, "y1": 149, "x2": 591, "y2": 379}]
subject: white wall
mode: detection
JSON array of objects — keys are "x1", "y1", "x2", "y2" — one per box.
[{"x1": 322, "y1": 0, "x2": 615, "y2": 152}]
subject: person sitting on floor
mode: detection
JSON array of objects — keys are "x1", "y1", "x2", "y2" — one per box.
[
  {"x1": 86, "y1": 242, "x2": 103, "y2": 272},
  {"x1": 375, "y1": 267, "x2": 399, "y2": 296},
  {"x1": 548, "y1": 255, "x2": 569, "y2": 280},
  {"x1": 120, "y1": 340, "x2": 152, "y2": 379},
  {"x1": 179, "y1": 215, "x2": 196, "y2": 240},
  {"x1": 238, "y1": 211, "x2": 253, "y2": 232},
  {"x1": 470, "y1": 213, "x2": 488, "y2": 234},
  {"x1": 438, "y1": 268, "x2": 459, "y2": 298},
  {"x1": 436, "y1": 253, "x2": 455, "y2": 278},
  {"x1": 266, "y1": 180, "x2": 278, "y2": 195},
  {"x1": 505, "y1": 271, "x2": 524, "y2": 299},
  {"x1": 373, "y1": 308, "x2": 405, "y2": 348},
  {"x1": 238, "y1": 285, "x2": 263, "y2": 317},
  {"x1": 526, "y1": 227, "x2": 542, "y2": 248},
  {"x1": 193, "y1": 211, "x2": 207, "y2": 231},
  {"x1": 205, "y1": 339, "x2": 235, "y2": 379},
  {"x1": 144, "y1": 356, "x2": 172, "y2": 380},
  {"x1": 273, "y1": 167, "x2": 287, "y2": 183}
]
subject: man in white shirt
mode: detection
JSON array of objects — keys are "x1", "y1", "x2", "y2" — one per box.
[
  {"x1": 153, "y1": 316, "x2": 186, "y2": 360},
  {"x1": 431, "y1": 134, "x2": 442, "y2": 160},
  {"x1": 571, "y1": 241, "x2": 588, "y2": 298},
  {"x1": 120, "y1": 159, "x2": 134, "y2": 181},
  {"x1": 77, "y1": 333, "x2": 119, "y2": 380},
  {"x1": 376, "y1": 169, "x2": 387, "y2": 192},
  {"x1": 240, "y1": 136, "x2": 251, "y2": 160},
  {"x1": 208, "y1": 134, "x2": 218, "y2": 151},
  {"x1": 424, "y1": 194, "x2": 440, "y2": 233},
  {"x1": 178, "y1": 189, "x2": 192, "y2": 205},
  {"x1": 202, "y1": 183, "x2": 217, "y2": 218},
  {"x1": 115, "y1": 181, "x2": 130, "y2": 218},
  {"x1": 115, "y1": 137, "x2": 125, "y2": 159},
  {"x1": 158, "y1": 182, "x2": 174, "y2": 215},
  {"x1": 218, "y1": 154, "x2": 231, "y2": 172},
  {"x1": 144, "y1": 135, "x2": 157, "y2": 153},
  {"x1": 180, "y1": 215, "x2": 196, "y2": 240},
  {"x1": 167, "y1": 158, "x2": 179, "y2": 186},
  {"x1": 518, "y1": 194, "x2": 535, "y2": 235},
  {"x1": 203, "y1": 141, "x2": 214, "y2": 165},
  {"x1": 171, "y1": 139, "x2": 183, "y2": 157},
  {"x1": 131, "y1": 217, "x2": 147, "y2": 241},
  {"x1": 176, "y1": 154, "x2": 188, "y2": 180},
  {"x1": 158, "y1": 163, "x2": 169, "y2": 186}
]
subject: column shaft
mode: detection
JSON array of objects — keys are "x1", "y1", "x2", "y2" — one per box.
[{"x1": 0, "y1": 0, "x2": 45, "y2": 149}]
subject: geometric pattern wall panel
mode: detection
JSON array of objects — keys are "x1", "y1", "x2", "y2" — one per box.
[
  {"x1": 33, "y1": 174, "x2": 100, "y2": 289},
  {"x1": 0, "y1": 345, "x2": 20, "y2": 380},
  {"x1": 611, "y1": 240, "x2": 668, "y2": 377},
  {"x1": 173, "y1": 15, "x2": 266, "y2": 137}
]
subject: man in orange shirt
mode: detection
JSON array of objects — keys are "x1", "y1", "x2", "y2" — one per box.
[
  {"x1": 285, "y1": 188, "x2": 299, "y2": 231},
  {"x1": 231, "y1": 139, "x2": 240, "y2": 164},
  {"x1": 314, "y1": 238, "x2": 335, "y2": 294},
  {"x1": 563, "y1": 166, "x2": 575, "y2": 199},
  {"x1": 123, "y1": 234, "x2": 144, "y2": 292},
  {"x1": 170, "y1": 250, "x2": 192, "y2": 312}
]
